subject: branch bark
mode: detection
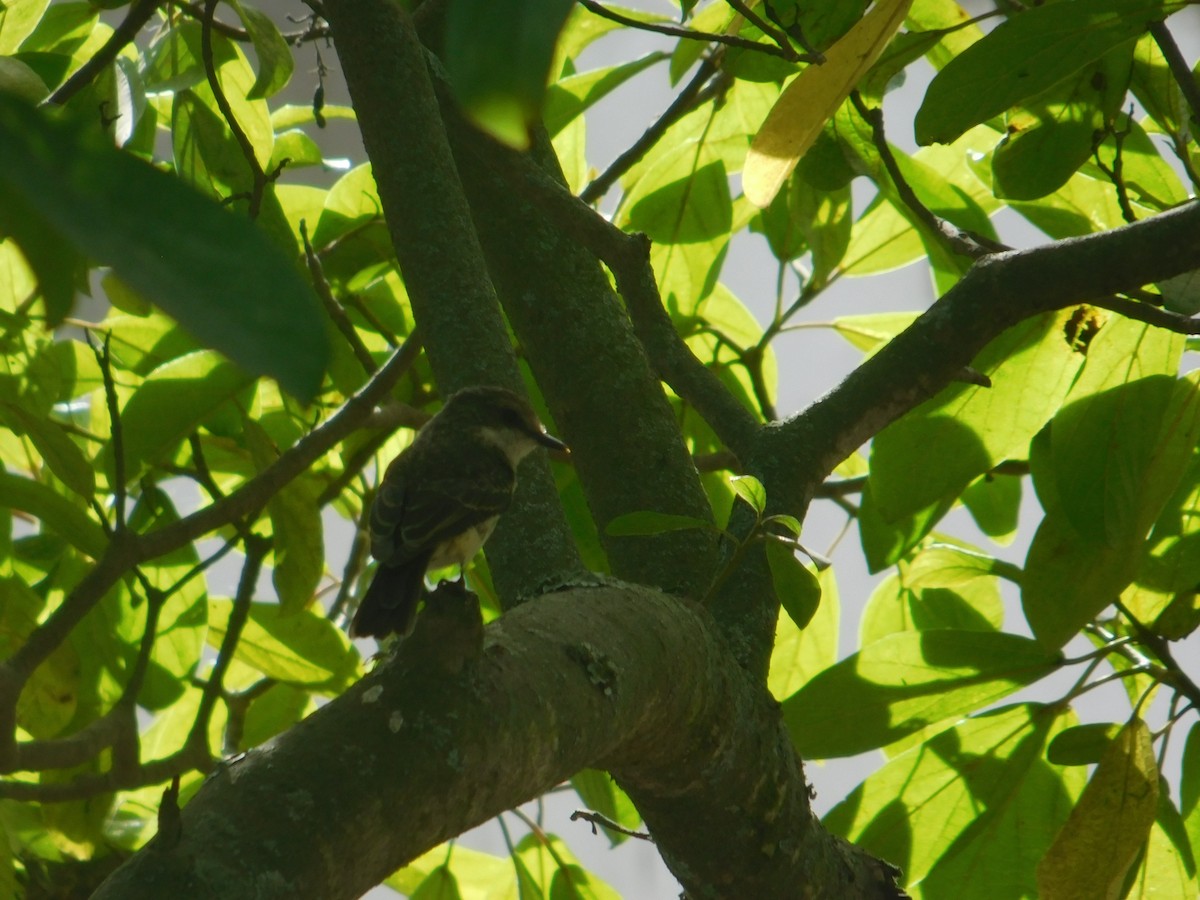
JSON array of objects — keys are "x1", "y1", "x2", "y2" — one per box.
[
  {"x1": 322, "y1": 0, "x2": 582, "y2": 603},
  {"x1": 93, "y1": 586, "x2": 902, "y2": 899}
]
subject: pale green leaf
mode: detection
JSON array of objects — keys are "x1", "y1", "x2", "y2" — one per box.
[{"x1": 782, "y1": 629, "x2": 1059, "y2": 758}]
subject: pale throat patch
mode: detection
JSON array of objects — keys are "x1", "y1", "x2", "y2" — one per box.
[{"x1": 477, "y1": 424, "x2": 540, "y2": 465}]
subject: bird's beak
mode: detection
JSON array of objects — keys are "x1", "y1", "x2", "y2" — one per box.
[{"x1": 537, "y1": 430, "x2": 568, "y2": 454}]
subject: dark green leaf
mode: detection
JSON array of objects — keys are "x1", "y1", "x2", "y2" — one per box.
[
  {"x1": 1047, "y1": 722, "x2": 1120, "y2": 765},
  {"x1": 230, "y1": 1, "x2": 294, "y2": 99},
  {"x1": 915, "y1": 0, "x2": 1179, "y2": 145},
  {"x1": 961, "y1": 472, "x2": 1022, "y2": 546},
  {"x1": 445, "y1": 0, "x2": 576, "y2": 148},
  {"x1": 1021, "y1": 510, "x2": 1141, "y2": 649},
  {"x1": 731, "y1": 474, "x2": 766, "y2": 514},
  {"x1": 2, "y1": 403, "x2": 94, "y2": 499},
  {"x1": 868, "y1": 307, "x2": 1081, "y2": 524},
  {"x1": 782, "y1": 630, "x2": 1059, "y2": 758},
  {"x1": 0, "y1": 93, "x2": 328, "y2": 400},
  {"x1": 858, "y1": 480, "x2": 953, "y2": 573},
  {"x1": 766, "y1": 540, "x2": 821, "y2": 630},
  {"x1": 0, "y1": 472, "x2": 106, "y2": 557},
  {"x1": 114, "y1": 351, "x2": 255, "y2": 480},
  {"x1": 207, "y1": 601, "x2": 359, "y2": 690},
  {"x1": 411, "y1": 865, "x2": 463, "y2": 900},
  {"x1": 992, "y1": 47, "x2": 1133, "y2": 200}
]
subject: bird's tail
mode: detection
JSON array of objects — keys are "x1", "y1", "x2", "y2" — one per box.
[{"x1": 350, "y1": 556, "x2": 429, "y2": 639}]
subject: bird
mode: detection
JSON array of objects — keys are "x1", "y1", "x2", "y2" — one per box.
[{"x1": 350, "y1": 385, "x2": 566, "y2": 639}]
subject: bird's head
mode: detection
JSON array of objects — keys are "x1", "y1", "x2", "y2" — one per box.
[{"x1": 443, "y1": 385, "x2": 567, "y2": 465}]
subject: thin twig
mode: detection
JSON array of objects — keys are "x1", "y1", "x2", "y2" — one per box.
[
  {"x1": 724, "y1": 0, "x2": 799, "y2": 60},
  {"x1": 849, "y1": 91, "x2": 1006, "y2": 260},
  {"x1": 570, "y1": 809, "x2": 654, "y2": 842},
  {"x1": 579, "y1": 0, "x2": 815, "y2": 61},
  {"x1": 301, "y1": 219, "x2": 377, "y2": 374},
  {"x1": 480, "y1": 144, "x2": 759, "y2": 458},
  {"x1": 202, "y1": 0, "x2": 271, "y2": 218},
  {"x1": 46, "y1": 0, "x2": 158, "y2": 106},
  {"x1": 188, "y1": 534, "x2": 271, "y2": 765},
  {"x1": 174, "y1": 0, "x2": 331, "y2": 44},
  {"x1": 1090, "y1": 294, "x2": 1200, "y2": 334},
  {"x1": 0, "y1": 333, "x2": 423, "y2": 714},
  {"x1": 581, "y1": 55, "x2": 730, "y2": 205},
  {"x1": 1150, "y1": 20, "x2": 1200, "y2": 129},
  {"x1": 89, "y1": 332, "x2": 127, "y2": 530}
]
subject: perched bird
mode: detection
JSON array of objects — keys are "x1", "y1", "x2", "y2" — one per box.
[{"x1": 350, "y1": 385, "x2": 566, "y2": 639}]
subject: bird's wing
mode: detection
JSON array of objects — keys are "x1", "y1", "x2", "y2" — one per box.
[
  {"x1": 370, "y1": 450, "x2": 514, "y2": 565},
  {"x1": 398, "y1": 460, "x2": 514, "y2": 556}
]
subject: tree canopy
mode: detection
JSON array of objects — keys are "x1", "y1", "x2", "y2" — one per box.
[{"x1": 2, "y1": 0, "x2": 1200, "y2": 897}]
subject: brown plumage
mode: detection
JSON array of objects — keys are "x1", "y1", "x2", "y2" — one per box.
[{"x1": 350, "y1": 386, "x2": 565, "y2": 639}]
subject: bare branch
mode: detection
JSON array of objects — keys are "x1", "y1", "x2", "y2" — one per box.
[{"x1": 46, "y1": 0, "x2": 158, "y2": 106}]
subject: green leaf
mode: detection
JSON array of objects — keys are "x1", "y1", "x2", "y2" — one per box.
[
  {"x1": 992, "y1": 45, "x2": 1132, "y2": 201},
  {"x1": 1, "y1": 403, "x2": 94, "y2": 498},
  {"x1": 729, "y1": 475, "x2": 765, "y2": 515},
  {"x1": 114, "y1": 351, "x2": 255, "y2": 481},
  {"x1": 386, "y1": 844, "x2": 514, "y2": 898},
  {"x1": 207, "y1": 600, "x2": 359, "y2": 690},
  {"x1": 627, "y1": 155, "x2": 732, "y2": 244},
  {"x1": 229, "y1": 1, "x2": 293, "y2": 99},
  {"x1": 1046, "y1": 722, "x2": 1121, "y2": 765},
  {"x1": 766, "y1": 540, "x2": 821, "y2": 630},
  {"x1": 0, "y1": 471, "x2": 105, "y2": 557},
  {"x1": 961, "y1": 471, "x2": 1022, "y2": 546},
  {"x1": 1183, "y1": 722, "x2": 1200, "y2": 872},
  {"x1": 915, "y1": 0, "x2": 1181, "y2": 145},
  {"x1": 869, "y1": 309, "x2": 1083, "y2": 521},
  {"x1": 860, "y1": 554, "x2": 1003, "y2": 647},
  {"x1": 0, "y1": 93, "x2": 328, "y2": 401},
  {"x1": 769, "y1": 568, "x2": 840, "y2": 700},
  {"x1": 858, "y1": 480, "x2": 953, "y2": 573},
  {"x1": 0, "y1": 0, "x2": 51, "y2": 53},
  {"x1": 1037, "y1": 718, "x2": 1159, "y2": 900},
  {"x1": 571, "y1": 769, "x2": 641, "y2": 847},
  {"x1": 544, "y1": 53, "x2": 665, "y2": 138},
  {"x1": 268, "y1": 476, "x2": 324, "y2": 615},
  {"x1": 411, "y1": 865, "x2": 463, "y2": 900},
  {"x1": 1051, "y1": 318, "x2": 1193, "y2": 547},
  {"x1": 1123, "y1": 449, "x2": 1200, "y2": 626},
  {"x1": 514, "y1": 832, "x2": 620, "y2": 900},
  {"x1": 1127, "y1": 784, "x2": 1199, "y2": 899},
  {"x1": 824, "y1": 703, "x2": 1084, "y2": 894},
  {"x1": 1, "y1": 576, "x2": 79, "y2": 739},
  {"x1": 604, "y1": 510, "x2": 713, "y2": 537},
  {"x1": 782, "y1": 630, "x2": 1059, "y2": 758},
  {"x1": 445, "y1": 0, "x2": 576, "y2": 148},
  {"x1": 1021, "y1": 509, "x2": 1142, "y2": 649},
  {"x1": 831, "y1": 311, "x2": 920, "y2": 354},
  {"x1": 239, "y1": 683, "x2": 312, "y2": 751}
]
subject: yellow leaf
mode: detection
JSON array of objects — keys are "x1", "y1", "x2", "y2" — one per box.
[
  {"x1": 1037, "y1": 718, "x2": 1160, "y2": 900},
  {"x1": 743, "y1": 0, "x2": 913, "y2": 207}
]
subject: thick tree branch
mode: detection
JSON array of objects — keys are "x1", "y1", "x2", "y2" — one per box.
[
  {"x1": 94, "y1": 587, "x2": 903, "y2": 899},
  {"x1": 470, "y1": 134, "x2": 761, "y2": 461},
  {"x1": 322, "y1": 0, "x2": 583, "y2": 603},
  {"x1": 769, "y1": 200, "x2": 1200, "y2": 510},
  {"x1": 443, "y1": 124, "x2": 719, "y2": 596}
]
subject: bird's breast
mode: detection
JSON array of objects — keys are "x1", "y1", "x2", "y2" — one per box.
[{"x1": 428, "y1": 516, "x2": 500, "y2": 570}]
